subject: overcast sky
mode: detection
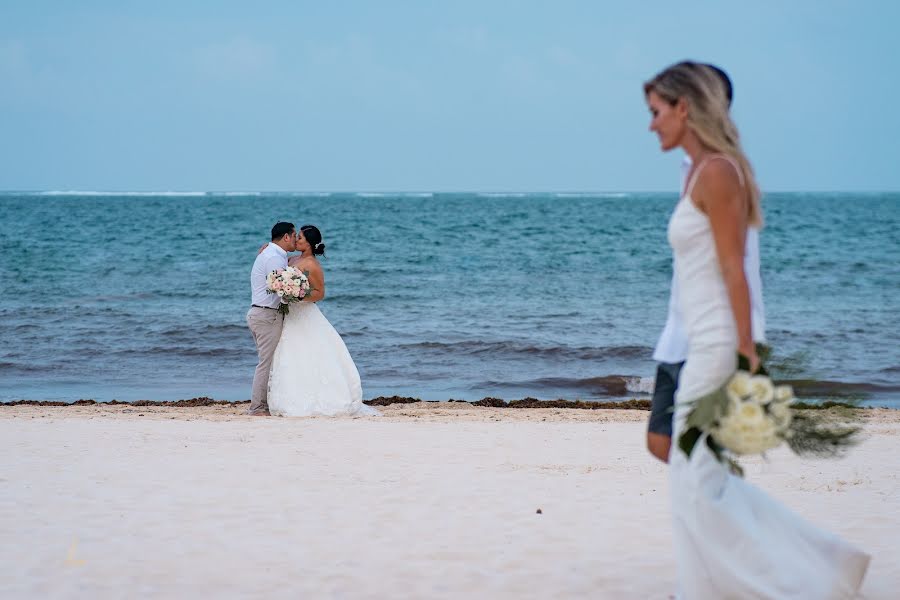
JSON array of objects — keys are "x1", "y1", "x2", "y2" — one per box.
[{"x1": 2, "y1": 1, "x2": 898, "y2": 192}]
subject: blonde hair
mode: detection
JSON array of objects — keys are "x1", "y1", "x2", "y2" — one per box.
[{"x1": 644, "y1": 61, "x2": 762, "y2": 227}]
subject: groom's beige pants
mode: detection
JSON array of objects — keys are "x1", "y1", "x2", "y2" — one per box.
[{"x1": 247, "y1": 306, "x2": 284, "y2": 413}]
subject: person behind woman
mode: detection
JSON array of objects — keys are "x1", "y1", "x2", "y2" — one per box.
[
  {"x1": 267, "y1": 225, "x2": 377, "y2": 417},
  {"x1": 647, "y1": 63, "x2": 767, "y2": 463},
  {"x1": 644, "y1": 61, "x2": 868, "y2": 598}
]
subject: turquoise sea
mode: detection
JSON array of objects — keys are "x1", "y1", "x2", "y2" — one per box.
[{"x1": 1, "y1": 192, "x2": 898, "y2": 406}]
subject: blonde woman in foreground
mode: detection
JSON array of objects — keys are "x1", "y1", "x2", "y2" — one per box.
[{"x1": 644, "y1": 61, "x2": 869, "y2": 598}]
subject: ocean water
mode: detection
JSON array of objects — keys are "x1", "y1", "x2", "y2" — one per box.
[{"x1": 1, "y1": 192, "x2": 898, "y2": 406}]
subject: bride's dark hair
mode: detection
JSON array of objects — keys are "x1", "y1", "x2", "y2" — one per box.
[{"x1": 300, "y1": 225, "x2": 326, "y2": 256}]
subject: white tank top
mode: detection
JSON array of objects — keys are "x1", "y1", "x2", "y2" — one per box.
[{"x1": 659, "y1": 154, "x2": 766, "y2": 360}]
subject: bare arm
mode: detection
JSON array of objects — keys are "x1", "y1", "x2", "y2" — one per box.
[
  {"x1": 289, "y1": 257, "x2": 326, "y2": 302},
  {"x1": 304, "y1": 261, "x2": 326, "y2": 303},
  {"x1": 694, "y1": 159, "x2": 759, "y2": 372}
]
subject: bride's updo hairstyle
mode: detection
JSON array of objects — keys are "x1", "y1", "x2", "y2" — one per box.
[
  {"x1": 300, "y1": 224, "x2": 326, "y2": 256},
  {"x1": 644, "y1": 61, "x2": 762, "y2": 227}
]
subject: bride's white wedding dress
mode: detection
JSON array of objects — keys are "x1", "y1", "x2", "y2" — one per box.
[
  {"x1": 267, "y1": 301, "x2": 377, "y2": 417},
  {"x1": 668, "y1": 155, "x2": 869, "y2": 599}
]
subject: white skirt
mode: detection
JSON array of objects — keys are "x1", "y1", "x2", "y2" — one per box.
[
  {"x1": 267, "y1": 302, "x2": 377, "y2": 417},
  {"x1": 669, "y1": 341, "x2": 868, "y2": 599}
]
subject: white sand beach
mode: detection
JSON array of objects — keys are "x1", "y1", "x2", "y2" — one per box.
[{"x1": 2, "y1": 403, "x2": 898, "y2": 598}]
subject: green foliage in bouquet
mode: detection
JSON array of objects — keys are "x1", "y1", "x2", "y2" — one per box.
[{"x1": 783, "y1": 411, "x2": 860, "y2": 457}]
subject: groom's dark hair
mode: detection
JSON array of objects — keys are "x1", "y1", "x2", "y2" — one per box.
[
  {"x1": 704, "y1": 63, "x2": 733, "y2": 106},
  {"x1": 271, "y1": 222, "x2": 295, "y2": 241}
]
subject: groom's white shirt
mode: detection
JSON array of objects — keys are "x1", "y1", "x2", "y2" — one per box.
[
  {"x1": 251, "y1": 243, "x2": 289, "y2": 308},
  {"x1": 653, "y1": 156, "x2": 766, "y2": 363}
]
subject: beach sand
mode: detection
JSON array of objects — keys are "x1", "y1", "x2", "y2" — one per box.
[{"x1": 2, "y1": 402, "x2": 898, "y2": 598}]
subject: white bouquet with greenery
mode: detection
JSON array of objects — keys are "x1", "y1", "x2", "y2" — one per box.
[{"x1": 679, "y1": 353, "x2": 859, "y2": 476}]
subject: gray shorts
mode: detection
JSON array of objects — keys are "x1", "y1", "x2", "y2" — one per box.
[{"x1": 647, "y1": 361, "x2": 684, "y2": 437}]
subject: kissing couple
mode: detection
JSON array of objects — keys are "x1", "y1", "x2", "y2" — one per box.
[{"x1": 246, "y1": 221, "x2": 378, "y2": 417}]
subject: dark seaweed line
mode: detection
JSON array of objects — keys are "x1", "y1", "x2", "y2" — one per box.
[
  {"x1": 2, "y1": 396, "x2": 878, "y2": 411},
  {"x1": 1, "y1": 396, "x2": 652, "y2": 410}
]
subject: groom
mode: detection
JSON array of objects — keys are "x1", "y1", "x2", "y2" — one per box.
[{"x1": 246, "y1": 222, "x2": 297, "y2": 416}]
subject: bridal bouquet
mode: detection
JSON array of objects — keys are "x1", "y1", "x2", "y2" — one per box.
[
  {"x1": 266, "y1": 266, "x2": 313, "y2": 315},
  {"x1": 679, "y1": 354, "x2": 860, "y2": 476}
]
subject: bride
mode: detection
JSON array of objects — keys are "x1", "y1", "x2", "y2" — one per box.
[
  {"x1": 644, "y1": 62, "x2": 868, "y2": 598},
  {"x1": 266, "y1": 225, "x2": 378, "y2": 417}
]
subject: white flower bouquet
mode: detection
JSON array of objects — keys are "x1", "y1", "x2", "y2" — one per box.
[
  {"x1": 266, "y1": 266, "x2": 313, "y2": 315},
  {"x1": 679, "y1": 353, "x2": 859, "y2": 476}
]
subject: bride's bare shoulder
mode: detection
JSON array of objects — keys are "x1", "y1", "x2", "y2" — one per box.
[
  {"x1": 290, "y1": 255, "x2": 321, "y2": 272},
  {"x1": 306, "y1": 259, "x2": 324, "y2": 276}
]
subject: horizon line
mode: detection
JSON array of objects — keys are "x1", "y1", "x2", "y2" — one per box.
[{"x1": 2, "y1": 189, "x2": 899, "y2": 195}]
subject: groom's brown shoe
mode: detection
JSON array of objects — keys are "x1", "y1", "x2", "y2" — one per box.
[{"x1": 247, "y1": 409, "x2": 271, "y2": 416}]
